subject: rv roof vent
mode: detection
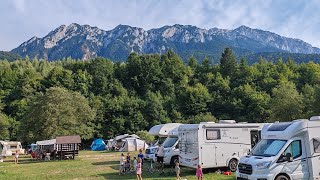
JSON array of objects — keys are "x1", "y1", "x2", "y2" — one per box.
[
  {"x1": 200, "y1": 122, "x2": 215, "y2": 124},
  {"x1": 219, "y1": 120, "x2": 236, "y2": 124},
  {"x1": 310, "y1": 116, "x2": 320, "y2": 121}
]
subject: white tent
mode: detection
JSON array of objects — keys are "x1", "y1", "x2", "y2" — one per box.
[
  {"x1": 119, "y1": 138, "x2": 149, "y2": 152},
  {"x1": 106, "y1": 139, "x2": 113, "y2": 150}
]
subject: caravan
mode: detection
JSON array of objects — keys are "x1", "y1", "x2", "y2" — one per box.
[
  {"x1": 236, "y1": 116, "x2": 320, "y2": 180},
  {"x1": 145, "y1": 123, "x2": 182, "y2": 161},
  {"x1": 179, "y1": 120, "x2": 264, "y2": 171},
  {"x1": 7, "y1": 141, "x2": 25, "y2": 154},
  {"x1": 0, "y1": 141, "x2": 12, "y2": 157}
]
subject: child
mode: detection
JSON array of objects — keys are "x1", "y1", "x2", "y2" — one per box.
[
  {"x1": 196, "y1": 164, "x2": 203, "y2": 180},
  {"x1": 137, "y1": 149, "x2": 144, "y2": 165},
  {"x1": 175, "y1": 161, "x2": 181, "y2": 180},
  {"x1": 119, "y1": 153, "x2": 126, "y2": 175},
  {"x1": 14, "y1": 150, "x2": 19, "y2": 164},
  {"x1": 125, "y1": 152, "x2": 131, "y2": 172},
  {"x1": 133, "y1": 157, "x2": 138, "y2": 171},
  {"x1": 136, "y1": 157, "x2": 142, "y2": 180}
]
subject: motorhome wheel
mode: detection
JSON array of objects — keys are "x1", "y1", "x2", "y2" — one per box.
[
  {"x1": 228, "y1": 158, "x2": 238, "y2": 172},
  {"x1": 275, "y1": 175, "x2": 290, "y2": 180}
]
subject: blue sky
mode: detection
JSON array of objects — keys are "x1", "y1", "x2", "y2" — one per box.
[{"x1": 1, "y1": 0, "x2": 320, "y2": 51}]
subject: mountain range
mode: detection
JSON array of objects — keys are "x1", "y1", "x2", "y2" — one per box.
[{"x1": 11, "y1": 23, "x2": 320, "y2": 63}]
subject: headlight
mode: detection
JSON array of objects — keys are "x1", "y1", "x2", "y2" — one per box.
[{"x1": 255, "y1": 161, "x2": 271, "y2": 169}]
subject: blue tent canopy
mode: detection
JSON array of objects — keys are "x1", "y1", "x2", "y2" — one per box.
[{"x1": 91, "y1": 138, "x2": 106, "y2": 151}]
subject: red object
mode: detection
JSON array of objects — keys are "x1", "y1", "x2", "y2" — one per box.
[{"x1": 224, "y1": 171, "x2": 232, "y2": 175}]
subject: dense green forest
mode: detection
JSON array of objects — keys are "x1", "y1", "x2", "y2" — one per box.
[{"x1": 1, "y1": 48, "x2": 320, "y2": 143}]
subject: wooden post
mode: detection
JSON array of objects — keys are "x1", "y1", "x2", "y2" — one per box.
[{"x1": 73, "y1": 144, "x2": 75, "y2": 159}]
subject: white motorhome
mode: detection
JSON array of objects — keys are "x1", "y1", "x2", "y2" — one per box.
[
  {"x1": 145, "y1": 123, "x2": 182, "y2": 161},
  {"x1": 163, "y1": 127, "x2": 180, "y2": 165},
  {"x1": 179, "y1": 120, "x2": 264, "y2": 171},
  {"x1": 236, "y1": 116, "x2": 320, "y2": 180}
]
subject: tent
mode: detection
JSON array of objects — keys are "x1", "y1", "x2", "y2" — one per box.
[
  {"x1": 91, "y1": 138, "x2": 106, "y2": 151},
  {"x1": 36, "y1": 139, "x2": 57, "y2": 152},
  {"x1": 106, "y1": 139, "x2": 113, "y2": 150},
  {"x1": 119, "y1": 138, "x2": 149, "y2": 152}
]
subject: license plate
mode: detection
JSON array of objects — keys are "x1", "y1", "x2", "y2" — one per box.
[{"x1": 240, "y1": 174, "x2": 248, "y2": 179}]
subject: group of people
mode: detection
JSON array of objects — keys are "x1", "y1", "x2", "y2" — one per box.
[
  {"x1": 119, "y1": 150, "x2": 144, "y2": 180},
  {"x1": 119, "y1": 143, "x2": 203, "y2": 180}
]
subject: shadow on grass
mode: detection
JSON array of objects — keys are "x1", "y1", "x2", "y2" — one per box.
[
  {"x1": 97, "y1": 166, "x2": 198, "y2": 180},
  {"x1": 91, "y1": 160, "x2": 118, "y2": 166}
]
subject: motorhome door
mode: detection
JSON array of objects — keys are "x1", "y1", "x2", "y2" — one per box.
[
  {"x1": 201, "y1": 144, "x2": 216, "y2": 167},
  {"x1": 250, "y1": 130, "x2": 261, "y2": 148}
]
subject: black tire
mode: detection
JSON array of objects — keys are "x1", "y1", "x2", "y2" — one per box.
[
  {"x1": 170, "y1": 156, "x2": 179, "y2": 166},
  {"x1": 276, "y1": 175, "x2": 290, "y2": 180},
  {"x1": 228, "y1": 158, "x2": 238, "y2": 172}
]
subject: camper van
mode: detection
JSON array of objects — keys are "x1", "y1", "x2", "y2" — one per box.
[
  {"x1": 7, "y1": 141, "x2": 25, "y2": 154},
  {"x1": 236, "y1": 116, "x2": 320, "y2": 180},
  {"x1": 0, "y1": 141, "x2": 12, "y2": 157},
  {"x1": 145, "y1": 123, "x2": 182, "y2": 161},
  {"x1": 179, "y1": 120, "x2": 264, "y2": 171},
  {"x1": 163, "y1": 127, "x2": 180, "y2": 165}
]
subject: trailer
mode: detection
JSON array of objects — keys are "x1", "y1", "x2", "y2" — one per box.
[
  {"x1": 179, "y1": 120, "x2": 264, "y2": 171},
  {"x1": 7, "y1": 141, "x2": 25, "y2": 154},
  {"x1": 0, "y1": 141, "x2": 12, "y2": 157},
  {"x1": 237, "y1": 116, "x2": 320, "y2": 180}
]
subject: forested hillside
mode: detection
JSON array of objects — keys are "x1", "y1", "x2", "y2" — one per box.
[{"x1": 1, "y1": 48, "x2": 320, "y2": 143}]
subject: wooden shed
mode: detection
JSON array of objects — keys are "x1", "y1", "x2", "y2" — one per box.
[{"x1": 56, "y1": 135, "x2": 81, "y2": 160}]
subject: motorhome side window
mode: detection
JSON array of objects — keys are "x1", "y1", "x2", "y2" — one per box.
[
  {"x1": 313, "y1": 138, "x2": 320, "y2": 153},
  {"x1": 206, "y1": 129, "x2": 221, "y2": 140},
  {"x1": 283, "y1": 140, "x2": 302, "y2": 159}
]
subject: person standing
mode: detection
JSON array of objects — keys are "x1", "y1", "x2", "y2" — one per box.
[
  {"x1": 119, "y1": 153, "x2": 126, "y2": 175},
  {"x1": 137, "y1": 149, "x2": 144, "y2": 165},
  {"x1": 156, "y1": 143, "x2": 165, "y2": 174},
  {"x1": 136, "y1": 157, "x2": 143, "y2": 180},
  {"x1": 196, "y1": 164, "x2": 203, "y2": 180},
  {"x1": 175, "y1": 161, "x2": 181, "y2": 180},
  {"x1": 14, "y1": 150, "x2": 19, "y2": 164}
]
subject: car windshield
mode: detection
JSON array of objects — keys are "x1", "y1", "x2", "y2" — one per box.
[
  {"x1": 162, "y1": 137, "x2": 178, "y2": 148},
  {"x1": 251, "y1": 139, "x2": 287, "y2": 157}
]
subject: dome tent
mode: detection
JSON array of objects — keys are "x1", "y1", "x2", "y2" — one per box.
[{"x1": 91, "y1": 138, "x2": 106, "y2": 151}]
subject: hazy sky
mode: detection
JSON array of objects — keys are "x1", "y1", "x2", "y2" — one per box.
[{"x1": 1, "y1": 0, "x2": 320, "y2": 51}]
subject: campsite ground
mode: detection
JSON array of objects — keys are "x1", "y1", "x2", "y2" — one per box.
[{"x1": 0, "y1": 151, "x2": 235, "y2": 180}]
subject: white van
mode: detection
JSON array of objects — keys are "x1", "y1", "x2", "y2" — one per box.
[
  {"x1": 163, "y1": 127, "x2": 180, "y2": 165},
  {"x1": 236, "y1": 116, "x2": 320, "y2": 180},
  {"x1": 179, "y1": 120, "x2": 264, "y2": 171},
  {"x1": 145, "y1": 123, "x2": 182, "y2": 162}
]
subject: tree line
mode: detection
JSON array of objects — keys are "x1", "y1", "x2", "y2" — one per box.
[{"x1": 1, "y1": 48, "x2": 320, "y2": 143}]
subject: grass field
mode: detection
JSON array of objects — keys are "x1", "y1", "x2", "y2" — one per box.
[{"x1": 0, "y1": 151, "x2": 235, "y2": 180}]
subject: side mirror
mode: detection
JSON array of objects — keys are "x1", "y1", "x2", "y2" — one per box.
[
  {"x1": 247, "y1": 149, "x2": 251, "y2": 155},
  {"x1": 285, "y1": 153, "x2": 293, "y2": 162}
]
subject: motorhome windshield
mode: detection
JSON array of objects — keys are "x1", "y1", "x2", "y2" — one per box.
[
  {"x1": 163, "y1": 137, "x2": 178, "y2": 148},
  {"x1": 251, "y1": 139, "x2": 287, "y2": 157}
]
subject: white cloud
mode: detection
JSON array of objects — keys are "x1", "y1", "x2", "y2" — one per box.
[{"x1": 0, "y1": 0, "x2": 320, "y2": 50}]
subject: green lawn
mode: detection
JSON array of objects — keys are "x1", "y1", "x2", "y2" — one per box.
[{"x1": 0, "y1": 151, "x2": 235, "y2": 180}]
